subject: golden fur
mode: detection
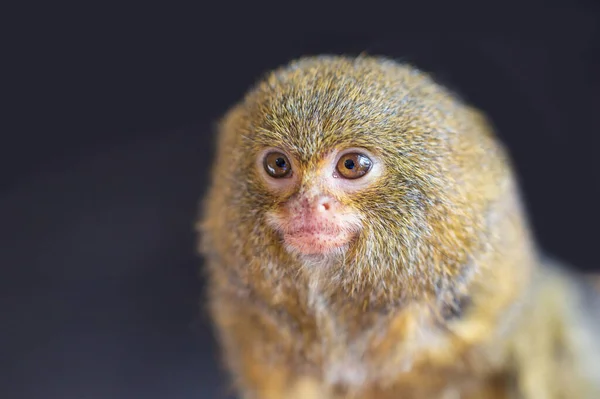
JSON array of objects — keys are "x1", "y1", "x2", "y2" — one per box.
[{"x1": 198, "y1": 55, "x2": 600, "y2": 398}]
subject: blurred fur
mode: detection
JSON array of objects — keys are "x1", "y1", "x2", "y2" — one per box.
[{"x1": 198, "y1": 55, "x2": 600, "y2": 398}]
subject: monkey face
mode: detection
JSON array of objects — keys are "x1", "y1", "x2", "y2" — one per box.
[
  {"x1": 255, "y1": 145, "x2": 384, "y2": 256},
  {"x1": 232, "y1": 57, "x2": 461, "y2": 267}
]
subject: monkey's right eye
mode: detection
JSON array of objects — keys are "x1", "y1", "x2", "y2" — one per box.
[{"x1": 263, "y1": 152, "x2": 292, "y2": 178}]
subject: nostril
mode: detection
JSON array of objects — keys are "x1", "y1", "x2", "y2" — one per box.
[{"x1": 317, "y1": 199, "x2": 332, "y2": 212}]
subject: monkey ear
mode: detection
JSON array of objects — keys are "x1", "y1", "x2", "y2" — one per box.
[
  {"x1": 217, "y1": 103, "x2": 246, "y2": 132},
  {"x1": 464, "y1": 106, "x2": 496, "y2": 140},
  {"x1": 465, "y1": 105, "x2": 490, "y2": 126},
  {"x1": 213, "y1": 103, "x2": 247, "y2": 148}
]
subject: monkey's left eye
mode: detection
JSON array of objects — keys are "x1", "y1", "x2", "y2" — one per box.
[{"x1": 336, "y1": 153, "x2": 372, "y2": 179}]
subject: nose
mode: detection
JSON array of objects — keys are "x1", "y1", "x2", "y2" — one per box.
[
  {"x1": 316, "y1": 196, "x2": 334, "y2": 212},
  {"x1": 289, "y1": 190, "x2": 338, "y2": 214}
]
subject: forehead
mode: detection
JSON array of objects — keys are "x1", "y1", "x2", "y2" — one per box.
[{"x1": 242, "y1": 57, "x2": 431, "y2": 163}]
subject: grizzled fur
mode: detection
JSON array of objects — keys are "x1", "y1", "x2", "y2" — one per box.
[{"x1": 198, "y1": 55, "x2": 600, "y2": 398}]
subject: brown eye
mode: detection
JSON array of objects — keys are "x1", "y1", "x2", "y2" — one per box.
[
  {"x1": 336, "y1": 153, "x2": 372, "y2": 179},
  {"x1": 263, "y1": 152, "x2": 292, "y2": 178}
]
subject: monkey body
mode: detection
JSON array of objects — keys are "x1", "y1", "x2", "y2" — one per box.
[{"x1": 198, "y1": 56, "x2": 600, "y2": 398}]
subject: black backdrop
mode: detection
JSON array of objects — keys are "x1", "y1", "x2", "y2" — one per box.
[{"x1": 2, "y1": 2, "x2": 599, "y2": 399}]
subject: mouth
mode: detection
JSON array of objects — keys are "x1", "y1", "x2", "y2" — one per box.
[{"x1": 281, "y1": 227, "x2": 356, "y2": 255}]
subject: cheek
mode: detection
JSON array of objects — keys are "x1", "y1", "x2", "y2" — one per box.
[{"x1": 260, "y1": 175, "x2": 298, "y2": 194}]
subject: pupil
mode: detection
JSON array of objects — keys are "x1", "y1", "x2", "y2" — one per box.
[
  {"x1": 275, "y1": 158, "x2": 286, "y2": 168},
  {"x1": 344, "y1": 159, "x2": 355, "y2": 169}
]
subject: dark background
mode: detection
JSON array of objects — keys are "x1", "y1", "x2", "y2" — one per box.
[{"x1": 2, "y1": 2, "x2": 599, "y2": 399}]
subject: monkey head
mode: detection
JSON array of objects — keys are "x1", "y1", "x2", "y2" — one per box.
[{"x1": 201, "y1": 55, "x2": 523, "y2": 303}]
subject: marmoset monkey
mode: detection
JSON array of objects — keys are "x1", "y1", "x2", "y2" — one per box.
[{"x1": 197, "y1": 55, "x2": 600, "y2": 398}]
